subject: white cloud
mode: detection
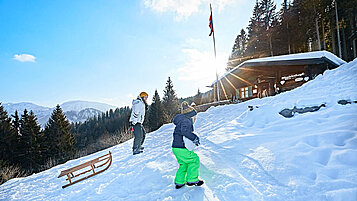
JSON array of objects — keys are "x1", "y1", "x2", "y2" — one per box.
[
  {"x1": 13, "y1": 54, "x2": 36, "y2": 63},
  {"x1": 144, "y1": 0, "x2": 235, "y2": 21},
  {"x1": 176, "y1": 48, "x2": 228, "y2": 89}
]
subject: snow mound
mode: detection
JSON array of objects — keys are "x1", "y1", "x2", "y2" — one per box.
[{"x1": 1, "y1": 60, "x2": 357, "y2": 201}]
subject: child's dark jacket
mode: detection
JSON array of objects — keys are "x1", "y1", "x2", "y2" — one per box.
[{"x1": 172, "y1": 114, "x2": 198, "y2": 149}]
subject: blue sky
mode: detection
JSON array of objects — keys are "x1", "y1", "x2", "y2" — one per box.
[{"x1": 0, "y1": 0, "x2": 283, "y2": 107}]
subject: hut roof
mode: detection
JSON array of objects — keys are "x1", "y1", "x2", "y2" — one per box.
[{"x1": 212, "y1": 51, "x2": 346, "y2": 87}]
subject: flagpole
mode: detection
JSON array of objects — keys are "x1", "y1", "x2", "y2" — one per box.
[
  {"x1": 210, "y1": 3, "x2": 220, "y2": 102},
  {"x1": 334, "y1": 0, "x2": 342, "y2": 58}
]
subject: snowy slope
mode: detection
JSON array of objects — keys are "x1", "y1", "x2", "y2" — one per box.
[{"x1": 1, "y1": 59, "x2": 357, "y2": 201}]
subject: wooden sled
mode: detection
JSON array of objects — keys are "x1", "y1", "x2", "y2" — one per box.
[{"x1": 58, "y1": 151, "x2": 112, "y2": 188}]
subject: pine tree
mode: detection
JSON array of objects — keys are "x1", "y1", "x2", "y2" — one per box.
[
  {"x1": 0, "y1": 103, "x2": 17, "y2": 164},
  {"x1": 193, "y1": 89, "x2": 202, "y2": 105},
  {"x1": 232, "y1": 34, "x2": 242, "y2": 55},
  {"x1": 246, "y1": 0, "x2": 265, "y2": 57},
  {"x1": 240, "y1": 29, "x2": 248, "y2": 54},
  {"x1": 259, "y1": 0, "x2": 277, "y2": 56},
  {"x1": 44, "y1": 105, "x2": 75, "y2": 160},
  {"x1": 9, "y1": 110, "x2": 21, "y2": 165},
  {"x1": 232, "y1": 29, "x2": 248, "y2": 56},
  {"x1": 147, "y1": 90, "x2": 164, "y2": 132},
  {"x1": 18, "y1": 109, "x2": 29, "y2": 168},
  {"x1": 11, "y1": 110, "x2": 20, "y2": 135},
  {"x1": 18, "y1": 110, "x2": 42, "y2": 171},
  {"x1": 274, "y1": 0, "x2": 292, "y2": 55},
  {"x1": 260, "y1": 0, "x2": 277, "y2": 31},
  {"x1": 162, "y1": 77, "x2": 179, "y2": 123},
  {"x1": 228, "y1": 29, "x2": 248, "y2": 70}
]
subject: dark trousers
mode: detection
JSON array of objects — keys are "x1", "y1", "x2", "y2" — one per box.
[{"x1": 132, "y1": 123, "x2": 146, "y2": 151}]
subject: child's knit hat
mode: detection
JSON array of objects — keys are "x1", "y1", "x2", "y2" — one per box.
[{"x1": 181, "y1": 101, "x2": 197, "y2": 117}]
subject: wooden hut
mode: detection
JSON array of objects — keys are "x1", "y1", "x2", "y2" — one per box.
[{"x1": 211, "y1": 51, "x2": 346, "y2": 102}]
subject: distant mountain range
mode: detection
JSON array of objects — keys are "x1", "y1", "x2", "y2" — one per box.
[{"x1": 2, "y1": 101, "x2": 118, "y2": 127}]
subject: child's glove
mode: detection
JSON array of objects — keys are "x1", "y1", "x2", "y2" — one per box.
[
  {"x1": 129, "y1": 121, "x2": 134, "y2": 127},
  {"x1": 193, "y1": 137, "x2": 200, "y2": 146}
]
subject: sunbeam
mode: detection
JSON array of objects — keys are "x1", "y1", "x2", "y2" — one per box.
[
  {"x1": 223, "y1": 76, "x2": 237, "y2": 91},
  {"x1": 228, "y1": 72, "x2": 254, "y2": 86},
  {"x1": 218, "y1": 79, "x2": 228, "y2": 100}
]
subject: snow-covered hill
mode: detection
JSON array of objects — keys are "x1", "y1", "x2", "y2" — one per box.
[
  {"x1": 2, "y1": 102, "x2": 50, "y2": 115},
  {"x1": 1, "y1": 60, "x2": 357, "y2": 201},
  {"x1": 60, "y1": 101, "x2": 116, "y2": 113},
  {"x1": 63, "y1": 108, "x2": 104, "y2": 124},
  {"x1": 2, "y1": 101, "x2": 117, "y2": 126}
]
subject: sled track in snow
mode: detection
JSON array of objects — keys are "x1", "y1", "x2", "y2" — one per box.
[{"x1": 198, "y1": 136, "x2": 295, "y2": 200}]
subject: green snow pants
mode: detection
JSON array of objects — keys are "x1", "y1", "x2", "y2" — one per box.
[{"x1": 172, "y1": 148, "x2": 200, "y2": 184}]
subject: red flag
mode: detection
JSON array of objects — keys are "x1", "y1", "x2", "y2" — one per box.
[{"x1": 209, "y1": 14, "x2": 213, "y2": 36}]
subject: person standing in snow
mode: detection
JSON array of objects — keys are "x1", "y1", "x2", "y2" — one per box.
[
  {"x1": 172, "y1": 101, "x2": 204, "y2": 189},
  {"x1": 129, "y1": 92, "x2": 149, "y2": 155}
]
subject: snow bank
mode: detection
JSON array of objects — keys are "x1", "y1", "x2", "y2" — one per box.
[{"x1": 0, "y1": 59, "x2": 356, "y2": 201}]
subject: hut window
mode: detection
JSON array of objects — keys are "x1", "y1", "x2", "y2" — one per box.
[{"x1": 240, "y1": 87, "x2": 251, "y2": 98}]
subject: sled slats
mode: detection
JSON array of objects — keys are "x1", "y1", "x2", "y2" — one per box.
[
  {"x1": 58, "y1": 151, "x2": 112, "y2": 188},
  {"x1": 58, "y1": 152, "x2": 111, "y2": 178},
  {"x1": 65, "y1": 168, "x2": 92, "y2": 181}
]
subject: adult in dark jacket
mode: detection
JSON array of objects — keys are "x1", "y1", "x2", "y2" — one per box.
[{"x1": 172, "y1": 101, "x2": 204, "y2": 189}]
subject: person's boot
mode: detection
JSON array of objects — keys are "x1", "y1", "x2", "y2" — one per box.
[
  {"x1": 140, "y1": 146, "x2": 144, "y2": 151},
  {"x1": 186, "y1": 180, "x2": 204, "y2": 186},
  {"x1": 175, "y1": 183, "x2": 185, "y2": 189},
  {"x1": 133, "y1": 148, "x2": 143, "y2": 155}
]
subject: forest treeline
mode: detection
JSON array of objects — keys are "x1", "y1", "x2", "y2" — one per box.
[
  {"x1": 228, "y1": 0, "x2": 356, "y2": 70},
  {"x1": 0, "y1": 104, "x2": 76, "y2": 184},
  {"x1": 0, "y1": 77, "x2": 203, "y2": 184}
]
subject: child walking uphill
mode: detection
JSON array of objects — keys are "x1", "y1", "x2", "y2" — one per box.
[{"x1": 172, "y1": 101, "x2": 204, "y2": 189}]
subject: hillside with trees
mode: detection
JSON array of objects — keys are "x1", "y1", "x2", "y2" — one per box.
[
  {"x1": 0, "y1": 77, "x2": 184, "y2": 184},
  {"x1": 228, "y1": 0, "x2": 356, "y2": 71},
  {"x1": 0, "y1": 104, "x2": 77, "y2": 184}
]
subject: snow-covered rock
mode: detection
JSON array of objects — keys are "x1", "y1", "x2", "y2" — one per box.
[{"x1": 0, "y1": 59, "x2": 356, "y2": 201}]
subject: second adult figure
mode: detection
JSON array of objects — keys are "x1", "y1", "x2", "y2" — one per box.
[{"x1": 130, "y1": 91, "x2": 149, "y2": 155}]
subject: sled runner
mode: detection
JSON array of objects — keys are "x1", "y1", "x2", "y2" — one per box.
[{"x1": 58, "y1": 151, "x2": 112, "y2": 188}]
